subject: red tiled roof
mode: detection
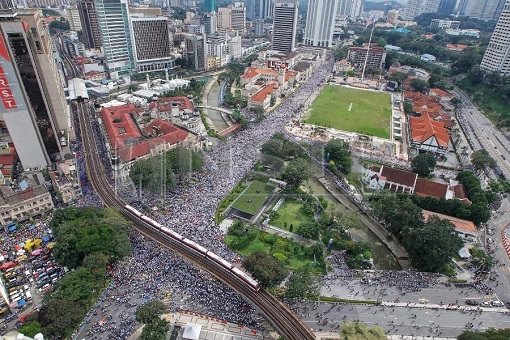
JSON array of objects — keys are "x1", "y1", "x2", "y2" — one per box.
[
  {"x1": 100, "y1": 104, "x2": 142, "y2": 150},
  {"x1": 251, "y1": 84, "x2": 276, "y2": 103},
  {"x1": 430, "y1": 88, "x2": 453, "y2": 98},
  {"x1": 0, "y1": 144, "x2": 15, "y2": 166},
  {"x1": 446, "y1": 43, "x2": 468, "y2": 51},
  {"x1": 117, "y1": 119, "x2": 188, "y2": 162},
  {"x1": 380, "y1": 165, "x2": 418, "y2": 187},
  {"x1": 410, "y1": 113, "x2": 450, "y2": 147},
  {"x1": 241, "y1": 67, "x2": 278, "y2": 80},
  {"x1": 414, "y1": 178, "x2": 448, "y2": 199},
  {"x1": 423, "y1": 210, "x2": 476, "y2": 234},
  {"x1": 152, "y1": 96, "x2": 194, "y2": 112}
]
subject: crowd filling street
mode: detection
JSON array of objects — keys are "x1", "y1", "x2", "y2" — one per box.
[{"x1": 4, "y1": 52, "x2": 510, "y2": 339}]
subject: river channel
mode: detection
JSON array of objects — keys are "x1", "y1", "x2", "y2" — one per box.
[{"x1": 308, "y1": 177, "x2": 401, "y2": 270}]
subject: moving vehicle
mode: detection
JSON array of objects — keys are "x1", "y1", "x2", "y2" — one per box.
[{"x1": 124, "y1": 204, "x2": 260, "y2": 291}]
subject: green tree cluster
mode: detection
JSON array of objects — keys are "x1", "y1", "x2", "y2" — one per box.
[
  {"x1": 52, "y1": 207, "x2": 132, "y2": 269},
  {"x1": 458, "y1": 328, "x2": 510, "y2": 339},
  {"x1": 260, "y1": 133, "x2": 303, "y2": 160},
  {"x1": 130, "y1": 147, "x2": 204, "y2": 194},
  {"x1": 282, "y1": 158, "x2": 311, "y2": 188},
  {"x1": 411, "y1": 153, "x2": 436, "y2": 176},
  {"x1": 457, "y1": 171, "x2": 491, "y2": 224},
  {"x1": 324, "y1": 139, "x2": 352, "y2": 175},
  {"x1": 341, "y1": 321, "x2": 386, "y2": 340},
  {"x1": 371, "y1": 194, "x2": 462, "y2": 272},
  {"x1": 242, "y1": 251, "x2": 288, "y2": 288},
  {"x1": 285, "y1": 266, "x2": 322, "y2": 298},
  {"x1": 471, "y1": 149, "x2": 496, "y2": 170},
  {"x1": 136, "y1": 301, "x2": 169, "y2": 340},
  {"x1": 296, "y1": 221, "x2": 320, "y2": 239},
  {"x1": 28, "y1": 207, "x2": 134, "y2": 338}
]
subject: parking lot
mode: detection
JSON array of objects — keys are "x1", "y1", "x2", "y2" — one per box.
[{"x1": 0, "y1": 220, "x2": 67, "y2": 332}]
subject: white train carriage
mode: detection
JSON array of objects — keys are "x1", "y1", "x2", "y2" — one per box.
[
  {"x1": 140, "y1": 215, "x2": 163, "y2": 229},
  {"x1": 124, "y1": 205, "x2": 142, "y2": 217},
  {"x1": 206, "y1": 251, "x2": 234, "y2": 270},
  {"x1": 160, "y1": 226, "x2": 184, "y2": 242},
  {"x1": 232, "y1": 267, "x2": 260, "y2": 291},
  {"x1": 182, "y1": 238, "x2": 208, "y2": 255}
]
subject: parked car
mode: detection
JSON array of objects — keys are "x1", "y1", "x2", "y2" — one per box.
[{"x1": 465, "y1": 300, "x2": 478, "y2": 306}]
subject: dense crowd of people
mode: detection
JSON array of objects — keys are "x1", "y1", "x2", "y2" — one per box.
[
  {"x1": 69, "y1": 55, "x2": 335, "y2": 339},
  {"x1": 63, "y1": 53, "x2": 505, "y2": 340}
]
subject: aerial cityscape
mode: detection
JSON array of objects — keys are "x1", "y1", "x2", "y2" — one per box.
[{"x1": 1, "y1": 0, "x2": 510, "y2": 339}]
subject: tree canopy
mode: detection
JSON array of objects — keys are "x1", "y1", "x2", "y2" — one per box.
[
  {"x1": 285, "y1": 266, "x2": 322, "y2": 298},
  {"x1": 136, "y1": 301, "x2": 167, "y2": 324},
  {"x1": 324, "y1": 139, "x2": 352, "y2": 175},
  {"x1": 458, "y1": 328, "x2": 510, "y2": 340},
  {"x1": 139, "y1": 318, "x2": 170, "y2": 340},
  {"x1": 411, "y1": 153, "x2": 436, "y2": 176},
  {"x1": 242, "y1": 251, "x2": 288, "y2": 288},
  {"x1": 130, "y1": 147, "x2": 204, "y2": 193},
  {"x1": 282, "y1": 158, "x2": 311, "y2": 188},
  {"x1": 402, "y1": 216, "x2": 463, "y2": 272},
  {"x1": 341, "y1": 321, "x2": 386, "y2": 340},
  {"x1": 471, "y1": 149, "x2": 496, "y2": 170},
  {"x1": 51, "y1": 207, "x2": 132, "y2": 269}
]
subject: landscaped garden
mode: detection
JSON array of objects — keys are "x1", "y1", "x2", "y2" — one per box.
[
  {"x1": 270, "y1": 199, "x2": 315, "y2": 231},
  {"x1": 230, "y1": 180, "x2": 275, "y2": 216},
  {"x1": 304, "y1": 86, "x2": 392, "y2": 139}
]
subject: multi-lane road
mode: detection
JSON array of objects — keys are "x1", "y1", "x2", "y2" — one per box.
[{"x1": 454, "y1": 87, "x2": 510, "y2": 179}]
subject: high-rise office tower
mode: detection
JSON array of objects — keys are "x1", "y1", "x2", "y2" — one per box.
[
  {"x1": 337, "y1": 0, "x2": 362, "y2": 18},
  {"x1": 217, "y1": 7, "x2": 232, "y2": 31},
  {"x1": 95, "y1": 0, "x2": 133, "y2": 79},
  {"x1": 438, "y1": 0, "x2": 458, "y2": 14},
  {"x1": 303, "y1": 0, "x2": 338, "y2": 47},
  {"x1": 0, "y1": 8, "x2": 69, "y2": 168},
  {"x1": 271, "y1": 0, "x2": 298, "y2": 52},
  {"x1": 65, "y1": 6, "x2": 83, "y2": 31},
  {"x1": 77, "y1": 0, "x2": 102, "y2": 49},
  {"x1": 184, "y1": 33, "x2": 207, "y2": 71},
  {"x1": 401, "y1": 0, "x2": 441, "y2": 20},
  {"x1": 464, "y1": 0, "x2": 505, "y2": 20},
  {"x1": 246, "y1": 0, "x2": 273, "y2": 20},
  {"x1": 480, "y1": 0, "x2": 510, "y2": 75},
  {"x1": 230, "y1": 2, "x2": 246, "y2": 34},
  {"x1": 204, "y1": 0, "x2": 215, "y2": 12},
  {"x1": 202, "y1": 12, "x2": 217, "y2": 34},
  {"x1": 129, "y1": 14, "x2": 174, "y2": 73}
]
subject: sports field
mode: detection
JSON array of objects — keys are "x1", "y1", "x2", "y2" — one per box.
[
  {"x1": 230, "y1": 181, "x2": 275, "y2": 215},
  {"x1": 304, "y1": 86, "x2": 392, "y2": 139}
]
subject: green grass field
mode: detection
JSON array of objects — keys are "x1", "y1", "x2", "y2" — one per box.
[
  {"x1": 304, "y1": 86, "x2": 392, "y2": 139},
  {"x1": 271, "y1": 200, "x2": 314, "y2": 230},
  {"x1": 230, "y1": 180, "x2": 275, "y2": 215}
]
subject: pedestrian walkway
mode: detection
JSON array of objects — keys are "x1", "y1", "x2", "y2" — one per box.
[{"x1": 380, "y1": 301, "x2": 508, "y2": 314}]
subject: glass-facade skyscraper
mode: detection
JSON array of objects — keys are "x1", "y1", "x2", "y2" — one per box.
[
  {"x1": 95, "y1": 0, "x2": 133, "y2": 79},
  {"x1": 204, "y1": 0, "x2": 215, "y2": 12}
]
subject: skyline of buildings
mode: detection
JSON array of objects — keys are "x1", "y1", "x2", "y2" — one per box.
[
  {"x1": 271, "y1": 0, "x2": 298, "y2": 52},
  {"x1": 401, "y1": 0, "x2": 441, "y2": 20}
]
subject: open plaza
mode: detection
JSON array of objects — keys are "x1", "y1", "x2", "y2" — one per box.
[{"x1": 303, "y1": 86, "x2": 393, "y2": 139}]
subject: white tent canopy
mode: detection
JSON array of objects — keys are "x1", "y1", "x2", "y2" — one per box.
[{"x1": 182, "y1": 323, "x2": 202, "y2": 340}]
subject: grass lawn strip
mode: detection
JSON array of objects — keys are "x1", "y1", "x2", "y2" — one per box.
[
  {"x1": 230, "y1": 180, "x2": 275, "y2": 215},
  {"x1": 304, "y1": 85, "x2": 392, "y2": 139},
  {"x1": 271, "y1": 199, "x2": 314, "y2": 230}
]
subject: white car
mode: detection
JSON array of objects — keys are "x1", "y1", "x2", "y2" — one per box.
[{"x1": 492, "y1": 301, "x2": 504, "y2": 307}]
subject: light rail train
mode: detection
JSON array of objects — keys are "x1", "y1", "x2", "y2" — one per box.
[{"x1": 124, "y1": 205, "x2": 260, "y2": 291}]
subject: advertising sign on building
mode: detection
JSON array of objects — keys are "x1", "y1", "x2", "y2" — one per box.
[{"x1": 0, "y1": 32, "x2": 19, "y2": 111}]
